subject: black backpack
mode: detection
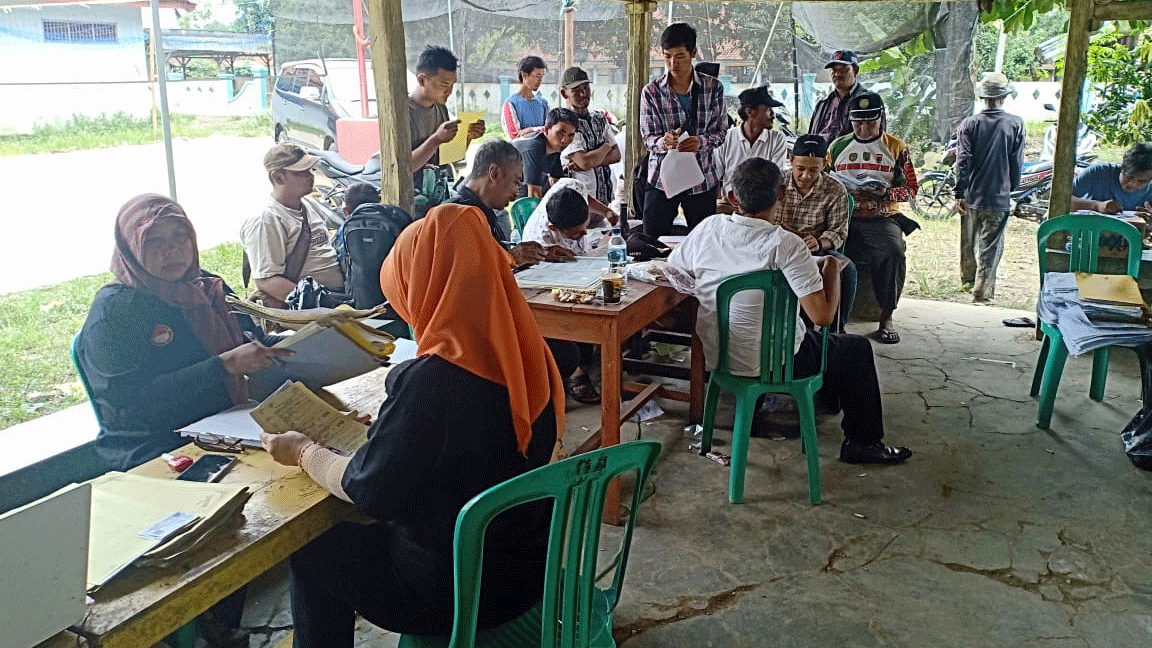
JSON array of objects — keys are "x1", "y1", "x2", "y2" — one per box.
[{"x1": 332, "y1": 203, "x2": 414, "y2": 309}]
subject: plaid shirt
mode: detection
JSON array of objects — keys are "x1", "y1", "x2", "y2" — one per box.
[
  {"x1": 640, "y1": 71, "x2": 727, "y2": 194},
  {"x1": 771, "y1": 172, "x2": 851, "y2": 251}
]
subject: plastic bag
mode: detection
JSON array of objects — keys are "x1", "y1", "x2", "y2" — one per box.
[{"x1": 1122, "y1": 406, "x2": 1152, "y2": 470}]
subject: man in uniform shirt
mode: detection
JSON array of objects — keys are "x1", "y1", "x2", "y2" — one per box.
[
  {"x1": 809, "y1": 50, "x2": 869, "y2": 145},
  {"x1": 240, "y1": 143, "x2": 345, "y2": 307},
  {"x1": 409, "y1": 46, "x2": 485, "y2": 174}
]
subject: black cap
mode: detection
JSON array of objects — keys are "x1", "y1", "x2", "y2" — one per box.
[
  {"x1": 848, "y1": 91, "x2": 884, "y2": 121},
  {"x1": 694, "y1": 61, "x2": 720, "y2": 78},
  {"x1": 560, "y1": 67, "x2": 590, "y2": 90},
  {"x1": 737, "y1": 86, "x2": 784, "y2": 109},
  {"x1": 824, "y1": 50, "x2": 859, "y2": 69},
  {"x1": 792, "y1": 134, "x2": 828, "y2": 158}
]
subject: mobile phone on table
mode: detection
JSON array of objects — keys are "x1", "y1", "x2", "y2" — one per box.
[{"x1": 176, "y1": 454, "x2": 237, "y2": 482}]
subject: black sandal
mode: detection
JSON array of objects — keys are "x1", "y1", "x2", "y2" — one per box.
[{"x1": 564, "y1": 373, "x2": 601, "y2": 404}]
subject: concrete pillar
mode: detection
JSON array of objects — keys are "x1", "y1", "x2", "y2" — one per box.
[
  {"x1": 254, "y1": 68, "x2": 269, "y2": 110},
  {"x1": 499, "y1": 75, "x2": 514, "y2": 105}
]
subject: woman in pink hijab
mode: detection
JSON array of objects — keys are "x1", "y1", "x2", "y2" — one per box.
[{"x1": 77, "y1": 194, "x2": 290, "y2": 470}]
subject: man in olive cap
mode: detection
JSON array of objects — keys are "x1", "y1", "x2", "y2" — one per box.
[
  {"x1": 954, "y1": 72, "x2": 1025, "y2": 302},
  {"x1": 828, "y1": 91, "x2": 919, "y2": 344}
]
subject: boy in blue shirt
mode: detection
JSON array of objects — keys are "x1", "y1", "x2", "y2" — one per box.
[{"x1": 1071, "y1": 143, "x2": 1152, "y2": 214}]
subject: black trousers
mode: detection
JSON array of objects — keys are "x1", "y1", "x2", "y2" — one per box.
[
  {"x1": 844, "y1": 216, "x2": 906, "y2": 312},
  {"x1": 546, "y1": 339, "x2": 596, "y2": 379},
  {"x1": 793, "y1": 328, "x2": 885, "y2": 444},
  {"x1": 642, "y1": 187, "x2": 717, "y2": 237},
  {"x1": 290, "y1": 522, "x2": 542, "y2": 648}
]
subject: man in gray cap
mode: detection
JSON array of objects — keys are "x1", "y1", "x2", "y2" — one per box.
[
  {"x1": 954, "y1": 72, "x2": 1025, "y2": 302},
  {"x1": 809, "y1": 50, "x2": 869, "y2": 144}
]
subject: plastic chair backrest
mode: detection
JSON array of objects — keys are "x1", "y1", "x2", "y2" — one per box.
[
  {"x1": 70, "y1": 333, "x2": 99, "y2": 416},
  {"x1": 509, "y1": 197, "x2": 541, "y2": 235},
  {"x1": 714, "y1": 269, "x2": 823, "y2": 384},
  {"x1": 839, "y1": 195, "x2": 854, "y2": 253},
  {"x1": 445, "y1": 440, "x2": 661, "y2": 648},
  {"x1": 1037, "y1": 213, "x2": 1142, "y2": 279}
]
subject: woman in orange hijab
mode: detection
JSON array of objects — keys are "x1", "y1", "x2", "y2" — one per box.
[{"x1": 262, "y1": 203, "x2": 565, "y2": 646}]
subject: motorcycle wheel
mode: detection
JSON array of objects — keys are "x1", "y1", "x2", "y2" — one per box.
[{"x1": 913, "y1": 175, "x2": 958, "y2": 220}]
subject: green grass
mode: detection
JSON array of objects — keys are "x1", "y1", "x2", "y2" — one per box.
[
  {"x1": 0, "y1": 113, "x2": 272, "y2": 156},
  {"x1": 0, "y1": 242, "x2": 245, "y2": 430}
]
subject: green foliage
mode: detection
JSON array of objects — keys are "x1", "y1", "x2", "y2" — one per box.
[
  {"x1": 184, "y1": 59, "x2": 219, "y2": 78},
  {"x1": 980, "y1": 0, "x2": 1061, "y2": 32},
  {"x1": 1084, "y1": 28, "x2": 1152, "y2": 146},
  {"x1": 972, "y1": 9, "x2": 1067, "y2": 80},
  {"x1": 856, "y1": 33, "x2": 936, "y2": 153},
  {"x1": 234, "y1": 0, "x2": 273, "y2": 34}
]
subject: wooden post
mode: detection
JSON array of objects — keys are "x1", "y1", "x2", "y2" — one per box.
[
  {"x1": 624, "y1": 0, "x2": 655, "y2": 216},
  {"x1": 1048, "y1": 0, "x2": 1094, "y2": 219},
  {"x1": 366, "y1": 0, "x2": 414, "y2": 211}
]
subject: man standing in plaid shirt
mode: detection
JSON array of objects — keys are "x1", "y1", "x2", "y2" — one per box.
[
  {"x1": 770, "y1": 135, "x2": 857, "y2": 331},
  {"x1": 640, "y1": 22, "x2": 728, "y2": 236}
]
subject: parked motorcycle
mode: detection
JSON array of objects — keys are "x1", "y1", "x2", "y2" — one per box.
[{"x1": 306, "y1": 147, "x2": 383, "y2": 228}]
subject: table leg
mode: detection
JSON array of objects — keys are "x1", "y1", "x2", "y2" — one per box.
[
  {"x1": 601, "y1": 322, "x2": 622, "y2": 526},
  {"x1": 689, "y1": 301, "x2": 706, "y2": 423}
]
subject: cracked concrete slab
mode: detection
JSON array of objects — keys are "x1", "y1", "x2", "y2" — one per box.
[{"x1": 235, "y1": 299, "x2": 1152, "y2": 647}]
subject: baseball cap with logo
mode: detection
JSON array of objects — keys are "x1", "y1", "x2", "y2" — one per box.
[
  {"x1": 824, "y1": 50, "x2": 860, "y2": 69},
  {"x1": 264, "y1": 143, "x2": 320, "y2": 173},
  {"x1": 848, "y1": 91, "x2": 885, "y2": 121},
  {"x1": 978, "y1": 72, "x2": 1013, "y2": 98},
  {"x1": 560, "y1": 67, "x2": 591, "y2": 90},
  {"x1": 792, "y1": 134, "x2": 829, "y2": 158}
]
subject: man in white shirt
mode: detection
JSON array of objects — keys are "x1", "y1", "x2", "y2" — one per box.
[
  {"x1": 240, "y1": 143, "x2": 345, "y2": 306},
  {"x1": 714, "y1": 85, "x2": 789, "y2": 210},
  {"x1": 668, "y1": 156, "x2": 911, "y2": 464}
]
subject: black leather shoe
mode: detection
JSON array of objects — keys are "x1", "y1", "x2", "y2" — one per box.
[
  {"x1": 564, "y1": 373, "x2": 601, "y2": 404},
  {"x1": 839, "y1": 440, "x2": 912, "y2": 464}
]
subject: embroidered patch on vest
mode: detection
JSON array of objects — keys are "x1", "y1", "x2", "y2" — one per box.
[{"x1": 151, "y1": 324, "x2": 174, "y2": 347}]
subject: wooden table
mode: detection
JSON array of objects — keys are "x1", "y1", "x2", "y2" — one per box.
[
  {"x1": 522, "y1": 281, "x2": 705, "y2": 524},
  {"x1": 50, "y1": 284, "x2": 703, "y2": 646},
  {"x1": 55, "y1": 368, "x2": 393, "y2": 648}
]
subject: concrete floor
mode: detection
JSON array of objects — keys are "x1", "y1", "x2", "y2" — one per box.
[{"x1": 240, "y1": 298, "x2": 1152, "y2": 648}]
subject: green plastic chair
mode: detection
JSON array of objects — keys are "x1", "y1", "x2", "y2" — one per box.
[
  {"x1": 509, "y1": 197, "x2": 541, "y2": 236},
  {"x1": 837, "y1": 194, "x2": 854, "y2": 253},
  {"x1": 397, "y1": 440, "x2": 661, "y2": 648},
  {"x1": 71, "y1": 333, "x2": 98, "y2": 412},
  {"x1": 698, "y1": 270, "x2": 829, "y2": 505},
  {"x1": 1031, "y1": 214, "x2": 1144, "y2": 428}
]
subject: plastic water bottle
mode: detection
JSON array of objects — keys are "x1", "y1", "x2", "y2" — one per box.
[
  {"x1": 607, "y1": 227, "x2": 628, "y2": 286},
  {"x1": 509, "y1": 227, "x2": 521, "y2": 246}
]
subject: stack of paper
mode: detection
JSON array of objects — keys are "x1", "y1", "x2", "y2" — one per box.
[
  {"x1": 262, "y1": 320, "x2": 397, "y2": 388},
  {"x1": 514, "y1": 257, "x2": 608, "y2": 290},
  {"x1": 1038, "y1": 272, "x2": 1152, "y2": 356},
  {"x1": 87, "y1": 473, "x2": 250, "y2": 592}
]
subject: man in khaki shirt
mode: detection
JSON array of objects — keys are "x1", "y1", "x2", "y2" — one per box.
[{"x1": 240, "y1": 143, "x2": 344, "y2": 306}]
